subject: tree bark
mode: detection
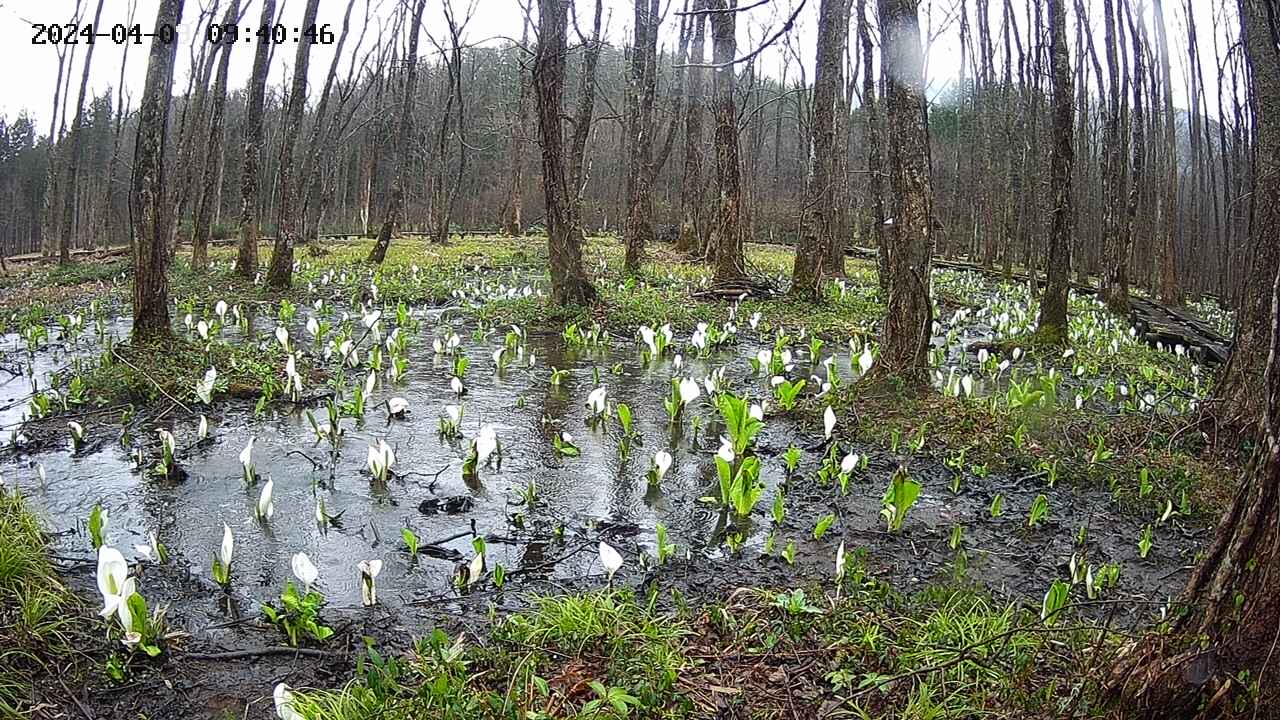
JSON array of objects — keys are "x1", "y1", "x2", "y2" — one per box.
[
  {"x1": 535, "y1": 0, "x2": 598, "y2": 305},
  {"x1": 791, "y1": 0, "x2": 850, "y2": 299},
  {"x1": 678, "y1": 0, "x2": 709, "y2": 254},
  {"x1": 1152, "y1": 0, "x2": 1181, "y2": 305},
  {"x1": 131, "y1": 0, "x2": 185, "y2": 340},
  {"x1": 58, "y1": 0, "x2": 106, "y2": 264},
  {"x1": 1111, "y1": 6, "x2": 1280, "y2": 708},
  {"x1": 192, "y1": 0, "x2": 240, "y2": 273},
  {"x1": 368, "y1": 0, "x2": 427, "y2": 264},
  {"x1": 505, "y1": 16, "x2": 532, "y2": 236},
  {"x1": 876, "y1": 0, "x2": 933, "y2": 383},
  {"x1": 265, "y1": 0, "x2": 321, "y2": 289},
  {"x1": 1213, "y1": 0, "x2": 1280, "y2": 431},
  {"x1": 235, "y1": 0, "x2": 276, "y2": 278},
  {"x1": 1037, "y1": 0, "x2": 1074, "y2": 342},
  {"x1": 623, "y1": 0, "x2": 661, "y2": 274},
  {"x1": 709, "y1": 0, "x2": 746, "y2": 284},
  {"x1": 862, "y1": 0, "x2": 887, "y2": 298},
  {"x1": 1099, "y1": 0, "x2": 1131, "y2": 313}
]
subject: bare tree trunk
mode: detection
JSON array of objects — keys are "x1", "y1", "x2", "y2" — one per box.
[
  {"x1": 678, "y1": 0, "x2": 709, "y2": 254},
  {"x1": 265, "y1": 0, "x2": 321, "y2": 289},
  {"x1": 791, "y1": 0, "x2": 849, "y2": 299},
  {"x1": 862, "y1": 0, "x2": 887, "y2": 297},
  {"x1": 623, "y1": 0, "x2": 661, "y2": 273},
  {"x1": 1037, "y1": 0, "x2": 1073, "y2": 341},
  {"x1": 100, "y1": 0, "x2": 139, "y2": 251},
  {"x1": 235, "y1": 0, "x2": 276, "y2": 278},
  {"x1": 369, "y1": 0, "x2": 426, "y2": 263},
  {"x1": 131, "y1": 0, "x2": 186, "y2": 340},
  {"x1": 1213, "y1": 0, "x2": 1280, "y2": 431},
  {"x1": 430, "y1": 1, "x2": 468, "y2": 247},
  {"x1": 506, "y1": 16, "x2": 532, "y2": 236},
  {"x1": 877, "y1": 0, "x2": 933, "y2": 383},
  {"x1": 41, "y1": 0, "x2": 80, "y2": 259},
  {"x1": 1099, "y1": 0, "x2": 1130, "y2": 313},
  {"x1": 192, "y1": 0, "x2": 240, "y2": 273},
  {"x1": 1153, "y1": 0, "x2": 1181, "y2": 305},
  {"x1": 57, "y1": 0, "x2": 106, "y2": 264},
  {"x1": 709, "y1": 0, "x2": 746, "y2": 284},
  {"x1": 536, "y1": 0, "x2": 598, "y2": 305},
  {"x1": 1111, "y1": 11, "x2": 1280, "y2": 711}
]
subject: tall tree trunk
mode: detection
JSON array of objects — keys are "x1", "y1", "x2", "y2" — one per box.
[
  {"x1": 1037, "y1": 0, "x2": 1074, "y2": 342},
  {"x1": 265, "y1": 0, "x2": 321, "y2": 289},
  {"x1": 623, "y1": 0, "x2": 661, "y2": 274},
  {"x1": 791, "y1": 0, "x2": 849, "y2": 299},
  {"x1": 369, "y1": 0, "x2": 427, "y2": 264},
  {"x1": 506, "y1": 16, "x2": 532, "y2": 236},
  {"x1": 192, "y1": 0, "x2": 240, "y2": 273},
  {"x1": 1152, "y1": 0, "x2": 1181, "y2": 305},
  {"x1": 876, "y1": 0, "x2": 933, "y2": 383},
  {"x1": 235, "y1": 0, "x2": 276, "y2": 278},
  {"x1": 678, "y1": 0, "x2": 709, "y2": 254},
  {"x1": 1099, "y1": 0, "x2": 1130, "y2": 313},
  {"x1": 1111, "y1": 9, "x2": 1280, "y2": 711},
  {"x1": 709, "y1": 0, "x2": 746, "y2": 284},
  {"x1": 862, "y1": 0, "x2": 887, "y2": 297},
  {"x1": 300, "y1": 0, "x2": 361, "y2": 245},
  {"x1": 100, "y1": 0, "x2": 139, "y2": 251},
  {"x1": 1213, "y1": 0, "x2": 1280, "y2": 431},
  {"x1": 131, "y1": 0, "x2": 186, "y2": 340},
  {"x1": 535, "y1": 0, "x2": 598, "y2": 305},
  {"x1": 58, "y1": 0, "x2": 106, "y2": 264}
]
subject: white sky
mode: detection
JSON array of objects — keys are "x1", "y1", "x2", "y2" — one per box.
[{"x1": 0, "y1": 0, "x2": 1237, "y2": 133}]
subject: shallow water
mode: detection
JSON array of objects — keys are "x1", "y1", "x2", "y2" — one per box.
[{"x1": 1, "y1": 301, "x2": 1205, "y2": 632}]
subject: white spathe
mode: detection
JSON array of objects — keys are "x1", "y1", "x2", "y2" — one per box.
[
  {"x1": 291, "y1": 552, "x2": 319, "y2": 590},
  {"x1": 598, "y1": 541, "x2": 623, "y2": 581}
]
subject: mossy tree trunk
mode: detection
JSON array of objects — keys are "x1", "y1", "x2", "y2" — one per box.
[
  {"x1": 235, "y1": 0, "x2": 275, "y2": 278},
  {"x1": 534, "y1": 0, "x2": 598, "y2": 305},
  {"x1": 130, "y1": 0, "x2": 185, "y2": 340},
  {"x1": 876, "y1": 0, "x2": 933, "y2": 383},
  {"x1": 791, "y1": 0, "x2": 849, "y2": 300},
  {"x1": 1036, "y1": 0, "x2": 1073, "y2": 342}
]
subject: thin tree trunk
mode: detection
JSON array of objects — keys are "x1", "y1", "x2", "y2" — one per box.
[
  {"x1": 1038, "y1": 0, "x2": 1074, "y2": 341},
  {"x1": 678, "y1": 0, "x2": 709, "y2": 254},
  {"x1": 58, "y1": 0, "x2": 106, "y2": 264},
  {"x1": 623, "y1": 0, "x2": 661, "y2": 273},
  {"x1": 265, "y1": 0, "x2": 321, "y2": 289},
  {"x1": 235, "y1": 0, "x2": 276, "y2": 278},
  {"x1": 1152, "y1": 0, "x2": 1181, "y2": 305},
  {"x1": 505, "y1": 16, "x2": 532, "y2": 236},
  {"x1": 131, "y1": 0, "x2": 186, "y2": 340},
  {"x1": 369, "y1": 0, "x2": 426, "y2": 264},
  {"x1": 192, "y1": 0, "x2": 240, "y2": 273},
  {"x1": 862, "y1": 0, "x2": 887, "y2": 297}
]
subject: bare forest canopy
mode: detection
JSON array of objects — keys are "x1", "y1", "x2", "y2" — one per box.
[{"x1": 0, "y1": 0, "x2": 1253, "y2": 305}]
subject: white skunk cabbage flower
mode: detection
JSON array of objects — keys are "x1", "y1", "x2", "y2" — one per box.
[
  {"x1": 274, "y1": 683, "x2": 304, "y2": 720},
  {"x1": 450, "y1": 376, "x2": 464, "y2": 395},
  {"x1": 586, "y1": 386, "x2": 608, "y2": 416},
  {"x1": 841, "y1": 453, "x2": 858, "y2": 474},
  {"x1": 96, "y1": 547, "x2": 136, "y2": 631},
  {"x1": 598, "y1": 541, "x2": 623, "y2": 582},
  {"x1": 256, "y1": 479, "x2": 275, "y2": 520},
  {"x1": 749, "y1": 403, "x2": 765, "y2": 421},
  {"x1": 475, "y1": 425, "x2": 499, "y2": 464},
  {"x1": 716, "y1": 440, "x2": 735, "y2": 464},
  {"x1": 275, "y1": 326, "x2": 290, "y2": 351},
  {"x1": 678, "y1": 377, "x2": 701, "y2": 405},
  {"x1": 387, "y1": 397, "x2": 409, "y2": 417},
  {"x1": 858, "y1": 345, "x2": 874, "y2": 375},
  {"x1": 367, "y1": 439, "x2": 395, "y2": 482},
  {"x1": 823, "y1": 406, "x2": 836, "y2": 440},
  {"x1": 291, "y1": 552, "x2": 318, "y2": 591},
  {"x1": 653, "y1": 450, "x2": 673, "y2": 481},
  {"x1": 219, "y1": 524, "x2": 234, "y2": 571},
  {"x1": 358, "y1": 559, "x2": 383, "y2": 606},
  {"x1": 196, "y1": 366, "x2": 217, "y2": 404}
]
